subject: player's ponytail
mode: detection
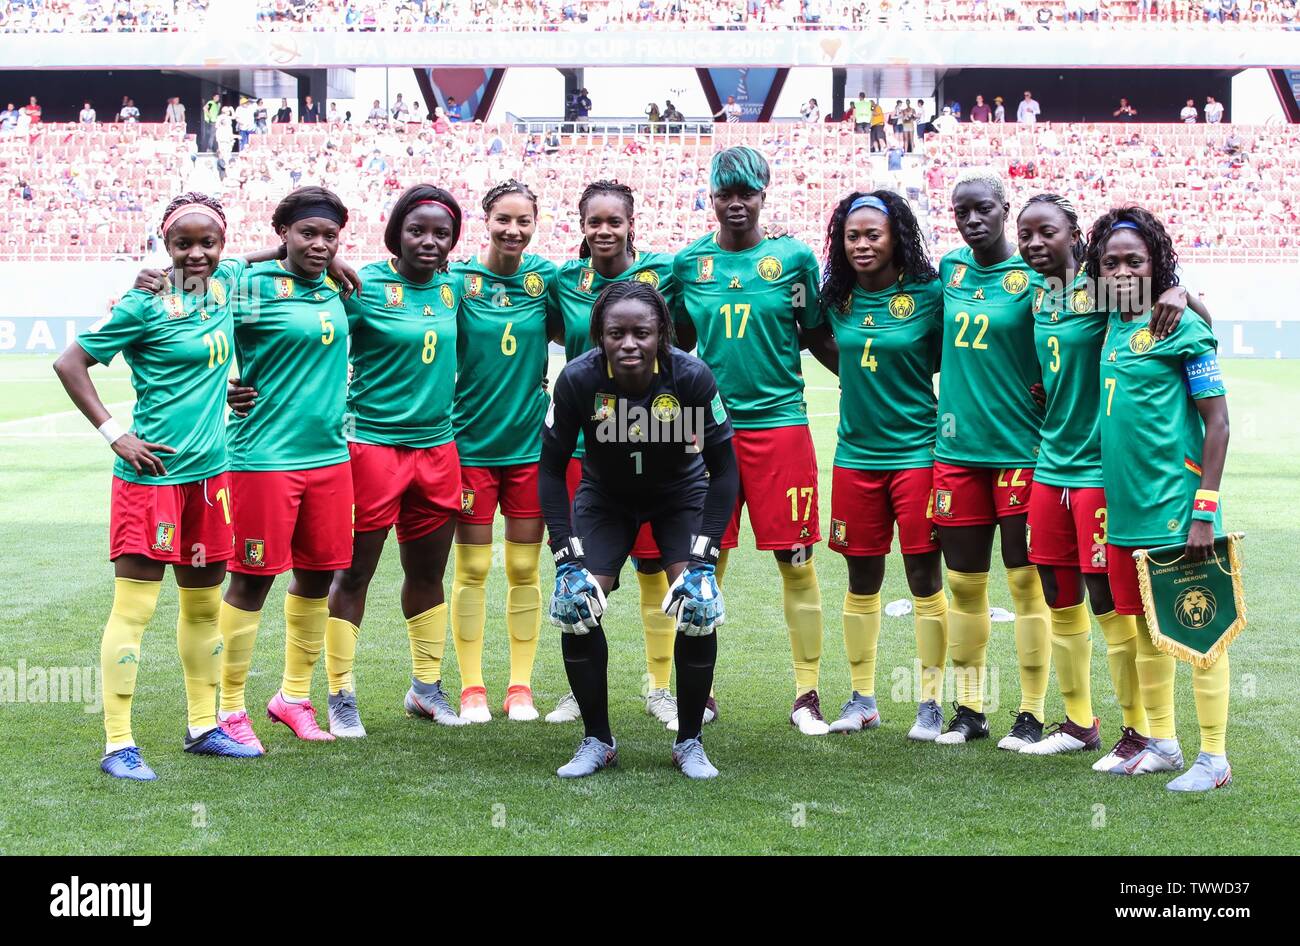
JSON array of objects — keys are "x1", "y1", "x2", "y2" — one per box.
[{"x1": 589, "y1": 280, "x2": 676, "y2": 364}]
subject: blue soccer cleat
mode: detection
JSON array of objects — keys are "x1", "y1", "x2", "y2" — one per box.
[
  {"x1": 557, "y1": 736, "x2": 617, "y2": 779},
  {"x1": 828, "y1": 691, "x2": 881, "y2": 733},
  {"x1": 671, "y1": 737, "x2": 719, "y2": 780},
  {"x1": 100, "y1": 746, "x2": 158, "y2": 781},
  {"x1": 1166, "y1": 752, "x2": 1232, "y2": 793},
  {"x1": 184, "y1": 726, "x2": 264, "y2": 757}
]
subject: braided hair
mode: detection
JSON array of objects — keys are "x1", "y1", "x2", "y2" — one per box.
[
  {"x1": 1018, "y1": 193, "x2": 1085, "y2": 266},
  {"x1": 384, "y1": 183, "x2": 463, "y2": 259},
  {"x1": 158, "y1": 191, "x2": 225, "y2": 239},
  {"x1": 481, "y1": 178, "x2": 538, "y2": 216},
  {"x1": 1084, "y1": 206, "x2": 1180, "y2": 301},
  {"x1": 589, "y1": 280, "x2": 676, "y2": 366},
  {"x1": 577, "y1": 179, "x2": 635, "y2": 260},
  {"x1": 270, "y1": 185, "x2": 348, "y2": 232},
  {"x1": 821, "y1": 189, "x2": 937, "y2": 315}
]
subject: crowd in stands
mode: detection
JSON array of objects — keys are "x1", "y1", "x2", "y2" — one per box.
[
  {"x1": 0, "y1": 120, "x2": 1295, "y2": 264},
  {"x1": 2, "y1": 0, "x2": 1296, "y2": 31}
]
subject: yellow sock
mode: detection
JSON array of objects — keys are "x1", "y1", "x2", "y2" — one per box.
[
  {"x1": 1049, "y1": 602, "x2": 1093, "y2": 725},
  {"x1": 280, "y1": 594, "x2": 328, "y2": 699},
  {"x1": 637, "y1": 570, "x2": 675, "y2": 691},
  {"x1": 946, "y1": 570, "x2": 989, "y2": 712},
  {"x1": 842, "y1": 591, "x2": 881, "y2": 696},
  {"x1": 219, "y1": 600, "x2": 261, "y2": 714},
  {"x1": 1096, "y1": 610, "x2": 1147, "y2": 733},
  {"x1": 450, "y1": 543, "x2": 492, "y2": 690},
  {"x1": 1135, "y1": 615, "x2": 1177, "y2": 739},
  {"x1": 100, "y1": 578, "x2": 162, "y2": 747},
  {"x1": 1193, "y1": 653, "x2": 1230, "y2": 755},
  {"x1": 714, "y1": 548, "x2": 730, "y2": 588},
  {"x1": 325, "y1": 616, "x2": 360, "y2": 693},
  {"x1": 1007, "y1": 565, "x2": 1051, "y2": 722},
  {"x1": 504, "y1": 540, "x2": 541, "y2": 688},
  {"x1": 778, "y1": 559, "x2": 823, "y2": 696},
  {"x1": 176, "y1": 585, "x2": 222, "y2": 732},
  {"x1": 407, "y1": 603, "x2": 448, "y2": 684},
  {"x1": 913, "y1": 590, "x2": 949, "y2": 704}
]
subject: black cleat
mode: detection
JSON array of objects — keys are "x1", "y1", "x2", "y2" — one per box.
[
  {"x1": 998, "y1": 710, "x2": 1045, "y2": 751},
  {"x1": 935, "y1": 703, "x2": 989, "y2": 744}
]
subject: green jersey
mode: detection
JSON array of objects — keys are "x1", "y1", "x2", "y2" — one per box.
[
  {"x1": 672, "y1": 234, "x2": 822, "y2": 430},
  {"x1": 827, "y1": 277, "x2": 942, "y2": 470},
  {"x1": 226, "y1": 260, "x2": 349, "y2": 472},
  {"x1": 77, "y1": 259, "x2": 242, "y2": 485},
  {"x1": 1099, "y1": 312, "x2": 1226, "y2": 546},
  {"x1": 551, "y1": 251, "x2": 678, "y2": 458},
  {"x1": 345, "y1": 260, "x2": 458, "y2": 449},
  {"x1": 1032, "y1": 272, "x2": 1106, "y2": 488},
  {"x1": 451, "y1": 254, "x2": 556, "y2": 466},
  {"x1": 935, "y1": 245, "x2": 1044, "y2": 467}
]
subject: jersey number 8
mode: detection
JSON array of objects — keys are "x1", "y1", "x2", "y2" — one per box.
[{"x1": 421, "y1": 329, "x2": 438, "y2": 364}]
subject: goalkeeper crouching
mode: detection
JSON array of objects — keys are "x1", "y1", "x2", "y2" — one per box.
[{"x1": 538, "y1": 281, "x2": 738, "y2": 780}]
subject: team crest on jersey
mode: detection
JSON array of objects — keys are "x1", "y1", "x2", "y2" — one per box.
[
  {"x1": 1002, "y1": 270, "x2": 1030, "y2": 295},
  {"x1": 651, "y1": 394, "x2": 681, "y2": 423},
  {"x1": 243, "y1": 539, "x2": 266, "y2": 568},
  {"x1": 1032, "y1": 287, "x2": 1046, "y2": 314},
  {"x1": 163, "y1": 295, "x2": 186, "y2": 320},
  {"x1": 634, "y1": 269, "x2": 661, "y2": 288},
  {"x1": 151, "y1": 521, "x2": 176, "y2": 552},
  {"x1": 578, "y1": 268, "x2": 597, "y2": 293},
  {"x1": 947, "y1": 264, "x2": 967, "y2": 288},
  {"x1": 460, "y1": 490, "x2": 476, "y2": 514},
  {"x1": 593, "y1": 393, "x2": 618, "y2": 422},
  {"x1": 274, "y1": 277, "x2": 293, "y2": 299},
  {"x1": 385, "y1": 284, "x2": 405, "y2": 308},
  {"x1": 934, "y1": 490, "x2": 954, "y2": 518},
  {"x1": 888, "y1": 293, "x2": 915, "y2": 320},
  {"x1": 830, "y1": 519, "x2": 847, "y2": 546},
  {"x1": 439, "y1": 285, "x2": 455, "y2": 310},
  {"x1": 697, "y1": 256, "x2": 714, "y2": 282},
  {"x1": 1071, "y1": 287, "x2": 1093, "y2": 314},
  {"x1": 464, "y1": 274, "x2": 483, "y2": 298},
  {"x1": 1129, "y1": 327, "x2": 1155, "y2": 354},
  {"x1": 757, "y1": 256, "x2": 783, "y2": 281},
  {"x1": 727, "y1": 276, "x2": 743, "y2": 290},
  {"x1": 210, "y1": 280, "x2": 227, "y2": 307},
  {"x1": 523, "y1": 272, "x2": 546, "y2": 297}
]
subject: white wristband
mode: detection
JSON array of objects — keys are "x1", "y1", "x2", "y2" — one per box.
[{"x1": 98, "y1": 417, "x2": 127, "y2": 446}]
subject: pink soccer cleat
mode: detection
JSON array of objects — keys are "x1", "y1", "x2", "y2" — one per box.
[
  {"x1": 266, "y1": 691, "x2": 336, "y2": 741},
  {"x1": 219, "y1": 710, "x2": 266, "y2": 754}
]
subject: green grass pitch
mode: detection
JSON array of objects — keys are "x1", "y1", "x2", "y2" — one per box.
[{"x1": 1, "y1": 354, "x2": 1296, "y2": 855}]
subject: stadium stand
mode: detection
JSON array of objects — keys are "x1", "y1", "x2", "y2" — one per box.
[
  {"x1": 2, "y1": 120, "x2": 1296, "y2": 262},
  {"x1": 0, "y1": 0, "x2": 1295, "y2": 31}
]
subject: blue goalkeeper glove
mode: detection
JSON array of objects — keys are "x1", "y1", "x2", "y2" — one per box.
[
  {"x1": 548, "y1": 539, "x2": 606, "y2": 634},
  {"x1": 663, "y1": 536, "x2": 725, "y2": 636}
]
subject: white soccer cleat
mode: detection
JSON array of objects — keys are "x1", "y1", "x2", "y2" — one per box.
[
  {"x1": 790, "y1": 690, "x2": 830, "y2": 736},
  {"x1": 1019, "y1": 717, "x2": 1102, "y2": 756},
  {"x1": 326, "y1": 689, "x2": 367, "y2": 738},
  {"x1": 503, "y1": 685, "x2": 539, "y2": 721},
  {"x1": 645, "y1": 688, "x2": 679, "y2": 727},
  {"x1": 827, "y1": 692, "x2": 880, "y2": 734},
  {"x1": 907, "y1": 699, "x2": 945, "y2": 741},
  {"x1": 1093, "y1": 727, "x2": 1150, "y2": 772},
  {"x1": 458, "y1": 686, "x2": 492, "y2": 724},
  {"x1": 545, "y1": 692, "x2": 582, "y2": 724},
  {"x1": 1112, "y1": 737, "x2": 1184, "y2": 775}
]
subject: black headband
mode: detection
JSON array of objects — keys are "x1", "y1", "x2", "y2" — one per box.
[{"x1": 285, "y1": 201, "x2": 345, "y2": 227}]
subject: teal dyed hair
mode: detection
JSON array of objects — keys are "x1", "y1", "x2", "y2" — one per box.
[{"x1": 709, "y1": 146, "x2": 770, "y2": 194}]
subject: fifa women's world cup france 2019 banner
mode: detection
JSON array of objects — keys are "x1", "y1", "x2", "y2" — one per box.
[{"x1": 1134, "y1": 534, "x2": 1247, "y2": 669}]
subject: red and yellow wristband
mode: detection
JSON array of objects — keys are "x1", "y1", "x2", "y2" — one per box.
[{"x1": 1191, "y1": 489, "x2": 1219, "y2": 522}]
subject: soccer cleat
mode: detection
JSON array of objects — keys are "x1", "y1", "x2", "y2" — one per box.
[
  {"x1": 907, "y1": 699, "x2": 945, "y2": 742},
  {"x1": 1019, "y1": 717, "x2": 1102, "y2": 756},
  {"x1": 1113, "y1": 737, "x2": 1184, "y2": 776},
  {"x1": 1093, "y1": 726, "x2": 1150, "y2": 773},
  {"x1": 645, "y1": 688, "x2": 679, "y2": 727},
  {"x1": 935, "y1": 703, "x2": 989, "y2": 744},
  {"x1": 183, "y1": 726, "x2": 263, "y2": 757},
  {"x1": 545, "y1": 692, "x2": 582, "y2": 724},
  {"x1": 404, "y1": 678, "x2": 469, "y2": 727},
  {"x1": 458, "y1": 685, "x2": 491, "y2": 724},
  {"x1": 998, "y1": 711, "x2": 1045, "y2": 751},
  {"x1": 503, "y1": 684, "x2": 539, "y2": 721},
  {"x1": 327, "y1": 689, "x2": 367, "y2": 738},
  {"x1": 219, "y1": 710, "x2": 266, "y2": 753},
  {"x1": 266, "y1": 691, "x2": 336, "y2": 741},
  {"x1": 790, "y1": 690, "x2": 831, "y2": 736},
  {"x1": 667, "y1": 694, "x2": 718, "y2": 732},
  {"x1": 100, "y1": 746, "x2": 157, "y2": 781},
  {"x1": 672, "y1": 737, "x2": 719, "y2": 780},
  {"x1": 556, "y1": 736, "x2": 618, "y2": 779},
  {"x1": 828, "y1": 691, "x2": 881, "y2": 734},
  {"x1": 1166, "y1": 752, "x2": 1232, "y2": 793}
]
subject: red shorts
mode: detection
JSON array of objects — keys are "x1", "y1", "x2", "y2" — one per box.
[
  {"x1": 1027, "y1": 483, "x2": 1109, "y2": 573},
  {"x1": 829, "y1": 466, "x2": 938, "y2": 557},
  {"x1": 351, "y1": 441, "x2": 460, "y2": 543},
  {"x1": 109, "y1": 473, "x2": 235, "y2": 564},
  {"x1": 1107, "y1": 545, "x2": 1144, "y2": 616},
  {"x1": 228, "y1": 462, "x2": 354, "y2": 575},
  {"x1": 930, "y1": 461, "x2": 1035, "y2": 527},
  {"x1": 723, "y1": 425, "x2": 821, "y2": 551},
  {"x1": 459, "y1": 462, "x2": 542, "y2": 524},
  {"x1": 566, "y1": 458, "x2": 661, "y2": 559}
]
